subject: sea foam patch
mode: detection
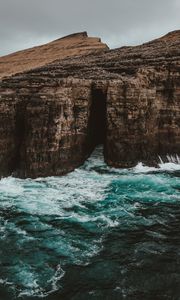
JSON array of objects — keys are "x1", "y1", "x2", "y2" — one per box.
[{"x1": 0, "y1": 146, "x2": 179, "y2": 298}]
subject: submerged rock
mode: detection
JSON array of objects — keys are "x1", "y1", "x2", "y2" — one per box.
[{"x1": 0, "y1": 30, "x2": 179, "y2": 178}]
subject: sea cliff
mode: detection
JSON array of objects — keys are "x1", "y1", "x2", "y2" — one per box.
[{"x1": 0, "y1": 30, "x2": 179, "y2": 178}]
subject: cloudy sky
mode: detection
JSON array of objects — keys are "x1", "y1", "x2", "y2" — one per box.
[{"x1": 0, "y1": 0, "x2": 179, "y2": 56}]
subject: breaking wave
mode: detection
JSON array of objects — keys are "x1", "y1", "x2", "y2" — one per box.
[{"x1": 0, "y1": 146, "x2": 180, "y2": 299}]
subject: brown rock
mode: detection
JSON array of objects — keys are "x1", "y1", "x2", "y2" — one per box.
[
  {"x1": 0, "y1": 30, "x2": 179, "y2": 178},
  {"x1": 0, "y1": 31, "x2": 108, "y2": 79}
]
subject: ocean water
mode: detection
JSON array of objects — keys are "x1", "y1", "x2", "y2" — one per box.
[{"x1": 0, "y1": 146, "x2": 180, "y2": 300}]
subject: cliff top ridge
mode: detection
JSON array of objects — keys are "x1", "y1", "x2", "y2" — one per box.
[
  {"x1": 0, "y1": 30, "x2": 179, "y2": 80},
  {"x1": 0, "y1": 31, "x2": 108, "y2": 79}
]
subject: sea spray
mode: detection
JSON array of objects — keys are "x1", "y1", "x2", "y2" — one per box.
[{"x1": 0, "y1": 146, "x2": 180, "y2": 299}]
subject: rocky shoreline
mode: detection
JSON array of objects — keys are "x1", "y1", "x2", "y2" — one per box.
[{"x1": 0, "y1": 30, "x2": 179, "y2": 178}]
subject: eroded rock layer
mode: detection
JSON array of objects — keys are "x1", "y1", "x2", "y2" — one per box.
[
  {"x1": 0, "y1": 30, "x2": 179, "y2": 178},
  {"x1": 0, "y1": 32, "x2": 108, "y2": 79}
]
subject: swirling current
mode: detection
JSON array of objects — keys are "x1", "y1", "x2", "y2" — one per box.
[{"x1": 0, "y1": 146, "x2": 180, "y2": 300}]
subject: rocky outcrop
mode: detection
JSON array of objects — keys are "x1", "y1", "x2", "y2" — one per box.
[
  {"x1": 0, "y1": 32, "x2": 108, "y2": 79},
  {"x1": 0, "y1": 30, "x2": 179, "y2": 178}
]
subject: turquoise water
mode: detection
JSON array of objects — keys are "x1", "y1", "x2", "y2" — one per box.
[{"x1": 0, "y1": 147, "x2": 180, "y2": 300}]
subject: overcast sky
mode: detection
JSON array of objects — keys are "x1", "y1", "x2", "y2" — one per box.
[{"x1": 0, "y1": 0, "x2": 179, "y2": 56}]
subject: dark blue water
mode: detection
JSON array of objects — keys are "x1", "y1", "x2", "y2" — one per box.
[{"x1": 0, "y1": 147, "x2": 180, "y2": 300}]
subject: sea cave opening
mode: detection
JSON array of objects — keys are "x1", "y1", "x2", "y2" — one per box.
[{"x1": 87, "y1": 87, "x2": 107, "y2": 154}]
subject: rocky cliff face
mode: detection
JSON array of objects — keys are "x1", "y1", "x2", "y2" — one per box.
[{"x1": 0, "y1": 30, "x2": 179, "y2": 178}]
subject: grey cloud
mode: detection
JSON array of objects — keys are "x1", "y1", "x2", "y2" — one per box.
[{"x1": 0, "y1": 0, "x2": 179, "y2": 56}]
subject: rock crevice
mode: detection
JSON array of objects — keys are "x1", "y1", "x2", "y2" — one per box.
[{"x1": 0, "y1": 30, "x2": 179, "y2": 178}]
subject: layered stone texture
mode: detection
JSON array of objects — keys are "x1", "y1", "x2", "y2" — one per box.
[
  {"x1": 0, "y1": 30, "x2": 179, "y2": 178},
  {"x1": 0, "y1": 32, "x2": 108, "y2": 79},
  {"x1": 106, "y1": 69, "x2": 180, "y2": 167},
  {"x1": 0, "y1": 78, "x2": 95, "y2": 177}
]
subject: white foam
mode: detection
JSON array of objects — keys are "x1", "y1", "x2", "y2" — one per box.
[
  {"x1": 158, "y1": 162, "x2": 180, "y2": 171},
  {"x1": 0, "y1": 146, "x2": 179, "y2": 298},
  {"x1": 17, "y1": 264, "x2": 65, "y2": 298},
  {"x1": 157, "y1": 154, "x2": 180, "y2": 171},
  {"x1": 0, "y1": 177, "x2": 24, "y2": 196},
  {"x1": 134, "y1": 162, "x2": 157, "y2": 173},
  {"x1": 133, "y1": 160, "x2": 180, "y2": 174},
  {"x1": 0, "y1": 279, "x2": 6, "y2": 284},
  {"x1": 46, "y1": 264, "x2": 65, "y2": 295}
]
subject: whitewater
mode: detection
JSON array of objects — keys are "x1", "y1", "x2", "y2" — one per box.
[{"x1": 0, "y1": 146, "x2": 180, "y2": 299}]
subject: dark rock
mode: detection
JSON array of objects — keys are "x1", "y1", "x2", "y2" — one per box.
[{"x1": 0, "y1": 30, "x2": 179, "y2": 178}]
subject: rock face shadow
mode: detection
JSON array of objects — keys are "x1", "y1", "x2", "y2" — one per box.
[
  {"x1": 87, "y1": 86, "x2": 107, "y2": 153},
  {"x1": 0, "y1": 30, "x2": 179, "y2": 178}
]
